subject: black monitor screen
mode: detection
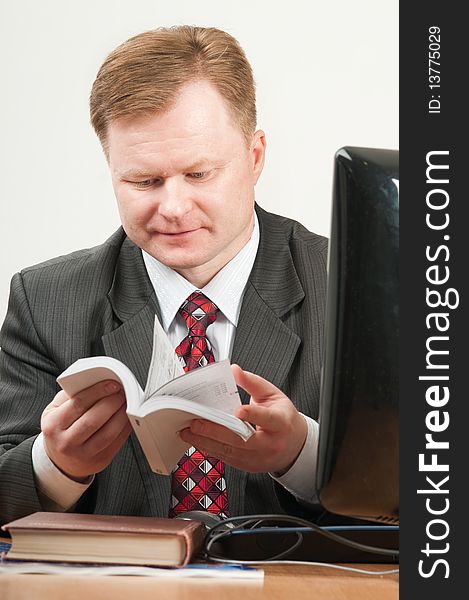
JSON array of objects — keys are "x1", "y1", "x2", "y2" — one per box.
[{"x1": 316, "y1": 146, "x2": 399, "y2": 524}]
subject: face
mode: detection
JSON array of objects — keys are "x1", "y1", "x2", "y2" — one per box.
[{"x1": 107, "y1": 80, "x2": 266, "y2": 287}]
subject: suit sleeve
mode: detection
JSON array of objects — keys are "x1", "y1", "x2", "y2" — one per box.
[{"x1": 0, "y1": 272, "x2": 61, "y2": 525}]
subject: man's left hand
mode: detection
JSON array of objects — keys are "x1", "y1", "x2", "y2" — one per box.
[{"x1": 179, "y1": 364, "x2": 308, "y2": 475}]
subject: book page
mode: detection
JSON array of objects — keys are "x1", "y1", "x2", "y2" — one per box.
[
  {"x1": 57, "y1": 357, "x2": 144, "y2": 410},
  {"x1": 144, "y1": 315, "x2": 184, "y2": 400},
  {"x1": 150, "y1": 360, "x2": 241, "y2": 414}
]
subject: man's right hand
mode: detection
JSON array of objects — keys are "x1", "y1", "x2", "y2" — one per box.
[{"x1": 41, "y1": 380, "x2": 132, "y2": 481}]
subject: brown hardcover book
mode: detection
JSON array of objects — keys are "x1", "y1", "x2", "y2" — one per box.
[{"x1": 2, "y1": 512, "x2": 205, "y2": 567}]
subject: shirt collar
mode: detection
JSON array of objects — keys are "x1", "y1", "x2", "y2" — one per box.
[{"x1": 142, "y1": 212, "x2": 260, "y2": 331}]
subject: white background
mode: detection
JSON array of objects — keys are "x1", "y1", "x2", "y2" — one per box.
[{"x1": 0, "y1": 0, "x2": 398, "y2": 322}]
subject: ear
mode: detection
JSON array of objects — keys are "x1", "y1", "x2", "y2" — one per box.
[{"x1": 250, "y1": 129, "x2": 266, "y2": 185}]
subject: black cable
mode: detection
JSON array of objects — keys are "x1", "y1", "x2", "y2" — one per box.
[
  {"x1": 203, "y1": 514, "x2": 399, "y2": 561},
  {"x1": 206, "y1": 526, "x2": 305, "y2": 562}
]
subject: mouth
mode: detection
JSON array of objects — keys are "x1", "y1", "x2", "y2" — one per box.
[{"x1": 156, "y1": 228, "x2": 202, "y2": 238}]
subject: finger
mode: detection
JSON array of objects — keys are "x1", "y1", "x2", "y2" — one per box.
[
  {"x1": 235, "y1": 403, "x2": 283, "y2": 432},
  {"x1": 83, "y1": 406, "x2": 131, "y2": 456},
  {"x1": 72, "y1": 380, "x2": 122, "y2": 406},
  {"x1": 231, "y1": 364, "x2": 282, "y2": 402},
  {"x1": 47, "y1": 390, "x2": 71, "y2": 410},
  {"x1": 86, "y1": 419, "x2": 133, "y2": 472},
  {"x1": 188, "y1": 419, "x2": 248, "y2": 448},
  {"x1": 64, "y1": 391, "x2": 126, "y2": 443},
  {"x1": 180, "y1": 429, "x2": 252, "y2": 464},
  {"x1": 41, "y1": 391, "x2": 71, "y2": 428},
  {"x1": 55, "y1": 382, "x2": 123, "y2": 430}
]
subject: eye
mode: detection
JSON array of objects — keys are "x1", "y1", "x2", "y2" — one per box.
[
  {"x1": 132, "y1": 179, "x2": 160, "y2": 189},
  {"x1": 187, "y1": 171, "x2": 207, "y2": 180}
]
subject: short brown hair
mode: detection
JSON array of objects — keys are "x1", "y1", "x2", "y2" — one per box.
[{"x1": 90, "y1": 26, "x2": 257, "y2": 153}]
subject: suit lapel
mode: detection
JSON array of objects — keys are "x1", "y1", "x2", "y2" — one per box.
[
  {"x1": 101, "y1": 237, "x2": 171, "y2": 516},
  {"x1": 226, "y1": 206, "x2": 304, "y2": 515},
  {"x1": 231, "y1": 284, "x2": 302, "y2": 397},
  {"x1": 102, "y1": 237, "x2": 156, "y2": 387}
]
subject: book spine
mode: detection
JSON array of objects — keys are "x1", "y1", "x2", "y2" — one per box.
[
  {"x1": 127, "y1": 413, "x2": 169, "y2": 475},
  {"x1": 180, "y1": 524, "x2": 206, "y2": 567}
]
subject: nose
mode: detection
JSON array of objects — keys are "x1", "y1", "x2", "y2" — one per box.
[{"x1": 156, "y1": 177, "x2": 193, "y2": 221}]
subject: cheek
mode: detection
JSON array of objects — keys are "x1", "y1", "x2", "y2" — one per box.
[
  {"x1": 116, "y1": 192, "x2": 153, "y2": 229},
  {"x1": 225, "y1": 185, "x2": 253, "y2": 224}
]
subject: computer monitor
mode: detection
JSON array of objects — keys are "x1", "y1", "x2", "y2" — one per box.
[{"x1": 316, "y1": 146, "x2": 399, "y2": 524}]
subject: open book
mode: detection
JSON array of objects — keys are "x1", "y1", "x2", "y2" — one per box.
[{"x1": 57, "y1": 317, "x2": 255, "y2": 475}]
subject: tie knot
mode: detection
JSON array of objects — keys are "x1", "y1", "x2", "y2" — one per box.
[{"x1": 178, "y1": 291, "x2": 218, "y2": 336}]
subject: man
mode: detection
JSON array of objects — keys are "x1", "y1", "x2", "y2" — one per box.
[{"x1": 0, "y1": 26, "x2": 327, "y2": 525}]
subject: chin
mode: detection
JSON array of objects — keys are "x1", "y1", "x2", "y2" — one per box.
[{"x1": 151, "y1": 249, "x2": 212, "y2": 271}]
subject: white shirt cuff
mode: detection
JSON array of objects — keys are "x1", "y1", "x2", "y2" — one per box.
[
  {"x1": 32, "y1": 432, "x2": 94, "y2": 511},
  {"x1": 269, "y1": 414, "x2": 320, "y2": 504}
]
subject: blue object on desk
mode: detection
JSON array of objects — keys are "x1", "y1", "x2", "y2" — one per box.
[
  {"x1": 0, "y1": 541, "x2": 12, "y2": 554},
  {"x1": 185, "y1": 564, "x2": 256, "y2": 570}
]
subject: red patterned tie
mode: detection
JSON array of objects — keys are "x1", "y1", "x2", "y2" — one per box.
[{"x1": 169, "y1": 291, "x2": 229, "y2": 518}]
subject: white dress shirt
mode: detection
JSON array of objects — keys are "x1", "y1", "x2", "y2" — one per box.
[{"x1": 32, "y1": 214, "x2": 319, "y2": 510}]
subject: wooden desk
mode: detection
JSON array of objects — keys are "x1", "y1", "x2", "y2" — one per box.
[
  {"x1": 0, "y1": 563, "x2": 398, "y2": 600},
  {"x1": 0, "y1": 536, "x2": 398, "y2": 599}
]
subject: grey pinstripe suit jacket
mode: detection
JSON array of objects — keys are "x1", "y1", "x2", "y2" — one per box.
[{"x1": 0, "y1": 205, "x2": 327, "y2": 525}]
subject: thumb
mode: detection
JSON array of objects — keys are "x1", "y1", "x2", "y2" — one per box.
[{"x1": 231, "y1": 364, "x2": 282, "y2": 403}]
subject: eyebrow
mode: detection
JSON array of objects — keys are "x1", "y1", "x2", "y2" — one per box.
[
  {"x1": 119, "y1": 160, "x2": 218, "y2": 180},
  {"x1": 119, "y1": 169, "x2": 158, "y2": 180}
]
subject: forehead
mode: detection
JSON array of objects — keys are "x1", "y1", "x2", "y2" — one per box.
[{"x1": 107, "y1": 80, "x2": 245, "y2": 170}]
